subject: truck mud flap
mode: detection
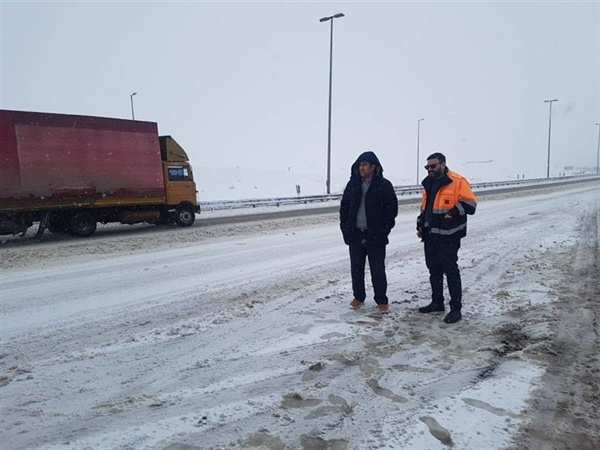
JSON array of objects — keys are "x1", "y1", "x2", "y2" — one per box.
[{"x1": 34, "y1": 212, "x2": 49, "y2": 239}]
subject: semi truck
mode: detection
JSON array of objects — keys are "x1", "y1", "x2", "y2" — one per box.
[{"x1": 0, "y1": 109, "x2": 200, "y2": 237}]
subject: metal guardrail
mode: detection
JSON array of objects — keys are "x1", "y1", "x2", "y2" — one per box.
[{"x1": 201, "y1": 174, "x2": 599, "y2": 212}]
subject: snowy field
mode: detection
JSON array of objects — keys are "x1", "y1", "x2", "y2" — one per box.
[
  {"x1": 1, "y1": 182, "x2": 599, "y2": 450},
  {"x1": 195, "y1": 166, "x2": 593, "y2": 202}
]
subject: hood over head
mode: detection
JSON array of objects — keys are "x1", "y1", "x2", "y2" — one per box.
[{"x1": 350, "y1": 151, "x2": 384, "y2": 178}]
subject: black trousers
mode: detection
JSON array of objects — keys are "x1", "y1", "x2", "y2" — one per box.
[
  {"x1": 424, "y1": 237, "x2": 462, "y2": 310},
  {"x1": 349, "y1": 238, "x2": 388, "y2": 305}
]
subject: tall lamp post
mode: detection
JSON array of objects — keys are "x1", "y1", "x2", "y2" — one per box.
[
  {"x1": 543, "y1": 98, "x2": 558, "y2": 178},
  {"x1": 595, "y1": 123, "x2": 600, "y2": 175},
  {"x1": 319, "y1": 12, "x2": 345, "y2": 194},
  {"x1": 416, "y1": 118, "x2": 424, "y2": 185},
  {"x1": 130, "y1": 92, "x2": 137, "y2": 120}
]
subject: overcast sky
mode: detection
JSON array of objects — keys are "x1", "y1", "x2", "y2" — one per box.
[{"x1": 2, "y1": 1, "x2": 599, "y2": 190}]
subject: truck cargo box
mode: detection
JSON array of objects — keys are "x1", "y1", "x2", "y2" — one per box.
[{"x1": 0, "y1": 110, "x2": 166, "y2": 210}]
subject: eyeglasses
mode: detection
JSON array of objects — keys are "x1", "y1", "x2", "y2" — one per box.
[{"x1": 424, "y1": 164, "x2": 439, "y2": 170}]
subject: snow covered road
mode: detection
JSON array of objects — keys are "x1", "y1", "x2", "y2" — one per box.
[{"x1": 1, "y1": 182, "x2": 599, "y2": 450}]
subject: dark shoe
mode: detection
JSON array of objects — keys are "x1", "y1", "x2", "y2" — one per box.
[
  {"x1": 443, "y1": 310, "x2": 462, "y2": 324},
  {"x1": 349, "y1": 299, "x2": 364, "y2": 309},
  {"x1": 418, "y1": 302, "x2": 445, "y2": 313}
]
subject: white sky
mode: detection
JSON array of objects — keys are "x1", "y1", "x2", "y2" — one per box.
[{"x1": 2, "y1": 1, "x2": 599, "y2": 190}]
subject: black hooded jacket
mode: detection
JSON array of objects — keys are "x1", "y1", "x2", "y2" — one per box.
[{"x1": 339, "y1": 151, "x2": 398, "y2": 246}]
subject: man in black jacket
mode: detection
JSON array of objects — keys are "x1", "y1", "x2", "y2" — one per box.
[{"x1": 340, "y1": 151, "x2": 398, "y2": 314}]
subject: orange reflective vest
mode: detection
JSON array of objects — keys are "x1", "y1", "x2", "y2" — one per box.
[{"x1": 418, "y1": 169, "x2": 477, "y2": 239}]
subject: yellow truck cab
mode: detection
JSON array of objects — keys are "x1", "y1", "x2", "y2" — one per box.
[{"x1": 160, "y1": 136, "x2": 199, "y2": 226}]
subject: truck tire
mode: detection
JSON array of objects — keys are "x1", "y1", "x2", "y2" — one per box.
[
  {"x1": 67, "y1": 212, "x2": 97, "y2": 237},
  {"x1": 47, "y1": 213, "x2": 69, "y2": 234},
  {"x1": 175, "y1": 204, "x2": 196, "y2": 227}
]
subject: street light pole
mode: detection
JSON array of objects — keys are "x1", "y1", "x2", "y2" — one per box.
[
  {"x1": 416, "y1": 118, "x2": 424, "y2": 185},
  {"x1": 130, "y1": 92, "x2": 137, "y2": 120},
  {"x1": 320, "y1": 12, "x2": 345, "y2": 194},
  {"x1": 596, "y1": 123, "x2": 600, "y2": 175},
  {"x1": 543, "y1": 98, "x2": 558, "y2": 178}
]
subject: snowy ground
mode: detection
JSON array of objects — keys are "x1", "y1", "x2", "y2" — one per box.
[{"x1": 1, "y1": 183, "x2": 599, "y2": 450}]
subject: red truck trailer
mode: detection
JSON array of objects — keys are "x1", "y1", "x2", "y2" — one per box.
[{"x1": 0, "y1": 109, "x2": 200, "y2": 237}]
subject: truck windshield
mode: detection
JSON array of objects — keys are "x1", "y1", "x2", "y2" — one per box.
[{"x1": 168, "y1": 166, "x2": 190, "y2": 181}]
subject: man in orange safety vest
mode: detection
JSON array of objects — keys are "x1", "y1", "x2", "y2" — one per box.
[{"x1": 416, "y1": 152, "x2": 477, "y2": 324}]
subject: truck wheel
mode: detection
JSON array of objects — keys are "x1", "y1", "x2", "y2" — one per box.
[
  {"x1": 175, "y1": 204, "x2": 196, "y2": 227},
  {"x1": 47, "y1": 213, "x2": 68, "y2": 234},
  {"x1": 67, "y1": 212, "x2": 97, "y2": 237}
]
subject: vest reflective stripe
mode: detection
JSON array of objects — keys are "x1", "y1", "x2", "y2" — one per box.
[{"x1": 430, "y1": 223, "x2": 467, "y2": 235}]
